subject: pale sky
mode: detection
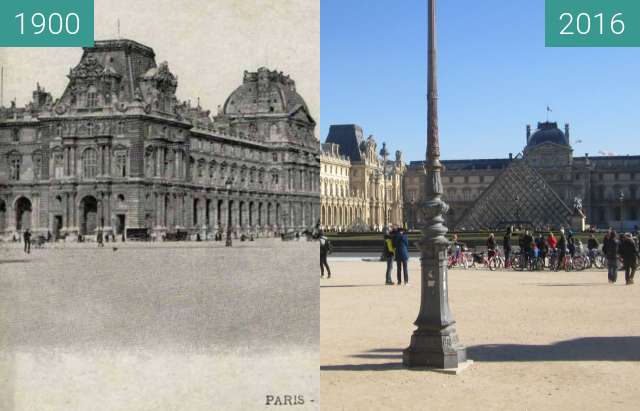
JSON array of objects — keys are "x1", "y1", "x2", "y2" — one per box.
[{"x1": 0, "y1": 0, "x2": 320, "y2": 136}]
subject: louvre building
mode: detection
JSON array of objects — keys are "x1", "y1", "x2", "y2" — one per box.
[
  {"x1": 405, "y1": 122, "x2": 640, "y2": 231},
  {"x1": 0, "y1": 39, "x2": 320, "y2": 240}
]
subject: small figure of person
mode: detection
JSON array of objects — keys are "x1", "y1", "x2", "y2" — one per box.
[
  {"x1": 619, "y1": 233, "x2": 638, "y2": 285},
  {"x1": 97, "y1": 229, "x2": 104, "y2": 248},
  {"x1": 394, "y1": 227, "x2": 409, "y2": 286},
  {"x1": 486, "y1": 233, "x2": 497, "y2": 259},
  {"x1": 555, "y1": 229, "x2": 568, "y2": 271},
  {"x1": 536, "y1": 233, "x2": 548, "y2": 265},
  {"x1": 587, "y1": 233, "x2": 599, "y2": 261},
  {"x1": 23, "y1": 229, "x2": 32, "y2": 254},
  {"x1": 383, "y1": 229, "x2": 396, "y2": 285},
  {"x1": 519, "y1": 230, "x2": 534, "y2": 267},
  {"x1": 225, "y1": 227, "x2": 233, "y2": 247},
  {"x1": 602, "y1": 229, "x2": 619, "y2": 284},
  {"x1": 319, "y1": 230, "x2": 332, "y2": 278},
  {"x1": 503, "y1": 227, "x2": 513, "y2": 268},
  {"x1": 567, "y1": 232, "x2": 576, "y2": 258}
]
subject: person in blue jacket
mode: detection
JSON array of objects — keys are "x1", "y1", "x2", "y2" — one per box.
[{"x1": 393, "y1": 227, "x2": 410, "y2": 286}]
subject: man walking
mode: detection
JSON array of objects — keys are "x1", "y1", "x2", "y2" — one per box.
[
  {"x1": 23, "y1": 229, "x2": 32, "y2": 254},
  {"x1": 97, "y1": 229, "x2": 104, "y2": 248},
  {"x1": 383, "y1": 229, "x2": 396, "y2": 285},
  {"x1": 619, "y1": 233, "x2": 638, "y2": 285},
  {"x1": 319, "y1": 231, "x2": 332, "y2": 279},
  {"x1": 602, "y1": 229, "x2": 619, "y2": 284},
  {"x1": 393, "y1": 227, "x2": 409, "y2": 286}
]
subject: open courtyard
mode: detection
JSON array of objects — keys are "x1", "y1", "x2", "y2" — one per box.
[
  {"x1": 0, "y1": 240, "x2": 319, "y2": 411},
  {"x1": 321, "y1": 258, "x2": 640, "y2": 411}
]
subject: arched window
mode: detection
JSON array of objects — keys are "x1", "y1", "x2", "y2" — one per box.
[{"x1": 83, "y1": 148, "x2": 98, "y2": 178}]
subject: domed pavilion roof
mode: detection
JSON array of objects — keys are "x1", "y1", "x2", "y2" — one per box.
[
  {"x1": 528, "y1": 122, "x2": 569, "y2": 146},
  {"x1": 223, "y1": 67, "x2": 308, "y2": 116}
]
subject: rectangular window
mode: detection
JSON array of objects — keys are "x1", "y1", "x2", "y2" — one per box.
[
  {"x1": 116, "y1": 153, "x2": 127, "y2": 177},
  {"x1": 87, "y1": 92, "x2": 98, "y2": 108},
  {"x1": 10, "y1": 157, "x2": 21, "y2": 180}
]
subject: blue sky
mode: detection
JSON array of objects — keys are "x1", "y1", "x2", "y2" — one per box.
[{"x1": 321, "y1": 0, "x2": 640, "y2": 161}]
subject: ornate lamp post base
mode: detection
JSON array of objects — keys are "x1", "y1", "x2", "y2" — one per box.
[
  {"x1": 403, "y1": 328, "x2": 467, "y2": 369},
  {"x1": 402, "y1": 221, "x2": 467, "y2": 369}
]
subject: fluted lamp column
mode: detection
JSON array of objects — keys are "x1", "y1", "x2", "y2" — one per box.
[{"x1": 402, "y1": 0, "x2": 468, "y2": 370}]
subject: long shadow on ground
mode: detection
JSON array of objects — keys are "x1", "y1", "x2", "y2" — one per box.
[{"x1": 322, "y1": 337, "x2": 640, "y2": 371}]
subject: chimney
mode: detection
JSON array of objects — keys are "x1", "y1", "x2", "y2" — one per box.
[
  {"x1": 526, "y1": 125, "x2": 531, "y2": 144},
  {"x1": 509, "y1": 153, "x2": 513, "y2": 160},
  {"x1": 565, "y1": 123, "x2": 570, "y2": 144}
]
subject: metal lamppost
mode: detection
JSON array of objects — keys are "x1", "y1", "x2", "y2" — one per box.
[
  {"x1": 380, "y1": 142, "x2": 389, "y2": 229},
  {"x1": 403, "y1": 0, "x2": 467, "y2": 369},
  {"x1": 619, "y1": 190, "x2": 625, "y2": 233}
]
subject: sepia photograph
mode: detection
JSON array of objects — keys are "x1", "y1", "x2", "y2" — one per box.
[{"x1": 0, "y1": 1, "x2": 320, "y2": 410}]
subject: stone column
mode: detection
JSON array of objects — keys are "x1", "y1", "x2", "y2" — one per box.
[
  {"x1": 72, "y1": 147, "x2": 78, "y2": 177},
  {"x1": 106, "y1": 146, "x2": 111, "y2": 177},
  {"x1": 232, "y1": 200, "x2": 239, "y2": 229},
  {"x1": 72, "y1": 192, "x2": 77, "y2": 230},
  {"x1": 98, "y1": 192, "x2": 104, "y2": 227}
]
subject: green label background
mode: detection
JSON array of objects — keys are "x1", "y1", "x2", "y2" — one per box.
[
  {"x1": 0, "y1": 0, "x2": 94, "y2": 47},
  {"x1": 546, "y1": 0, "x2": 640, "y2": 47}
]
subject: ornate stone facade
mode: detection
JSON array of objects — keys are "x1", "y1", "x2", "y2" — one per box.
[
  {"x1": 0, "y1": 39, "x2": 320, "y2": 240},
  {"x1": 320, "y1": 125, "x2": 405, "y2": 231},
  {"x1": 405, "y1": 121, "x2": 640, "y2": 231}
]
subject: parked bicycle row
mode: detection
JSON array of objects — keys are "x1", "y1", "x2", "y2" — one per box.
[{"x1": 446, "y1": 228, "x2": 640, "y2": 280}]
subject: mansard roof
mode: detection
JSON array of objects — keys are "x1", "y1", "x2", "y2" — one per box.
[{"x1": 325, "y1": 124, "x2": 364, "y2": 162}]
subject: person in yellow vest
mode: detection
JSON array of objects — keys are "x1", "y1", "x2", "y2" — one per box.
[{"x1": 384, "y1": 228, "x2": 396, "y2": 285}]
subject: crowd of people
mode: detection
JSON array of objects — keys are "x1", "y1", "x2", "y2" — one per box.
[
  {"x1": 489, "y1": 226, "x2": 638, "y2": 285},
  {"x1": 319, "y1": 225, "x2": 640, "y2": 287}
]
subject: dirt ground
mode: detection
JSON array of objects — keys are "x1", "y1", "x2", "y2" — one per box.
[
  {"x1": 0, "y1": 240, "x2": 319, "y2": 411},
  {"x1": 320, "y1": 258, "x2": 640, "y2": 411}
]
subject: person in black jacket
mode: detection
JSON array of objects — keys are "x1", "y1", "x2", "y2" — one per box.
[
  {"x1": 619, "y1": 233, "x2": 639, "y2": 285},
  {"x1": 503, "y1": 227, "x2": 513, "y2": 268},
  {"x1": 602, "y1": 230, "x2": 619, "y2": 283},
  {"x1": 319, "y1": 231, "x2": 332, "y2": 279},
  {"x1": 587, "y1": 234, "x2": 599, "y2": 257},
  {"x1": 520, "y1": 230, "x2": 534, "y2": 267},
  {"x1": 557, "y1": 230, "x2": 568, "y2": 271}
]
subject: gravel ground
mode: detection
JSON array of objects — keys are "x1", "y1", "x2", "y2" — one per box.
[
  {"x1": 321, "y1": 259, "x2": 640, "y2": 411},
  {"x1": 0, "y1": 239, "x2": 319, "y2": 410}
]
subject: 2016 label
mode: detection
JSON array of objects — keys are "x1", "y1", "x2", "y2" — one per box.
[
  {"x1": 546, "y1": 0, "x2": 640, "y2": 47},
  {"x1": 559, "y1": 12, "x2": 625, "y2": 36}
]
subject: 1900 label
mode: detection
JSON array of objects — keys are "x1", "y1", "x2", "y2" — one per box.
[
  {"x1": 546, "y1": 0, "x2": 640, "y2": 47},
  {"x1": 0, "y1": 0, "x2": 94, "y2": 47}
]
